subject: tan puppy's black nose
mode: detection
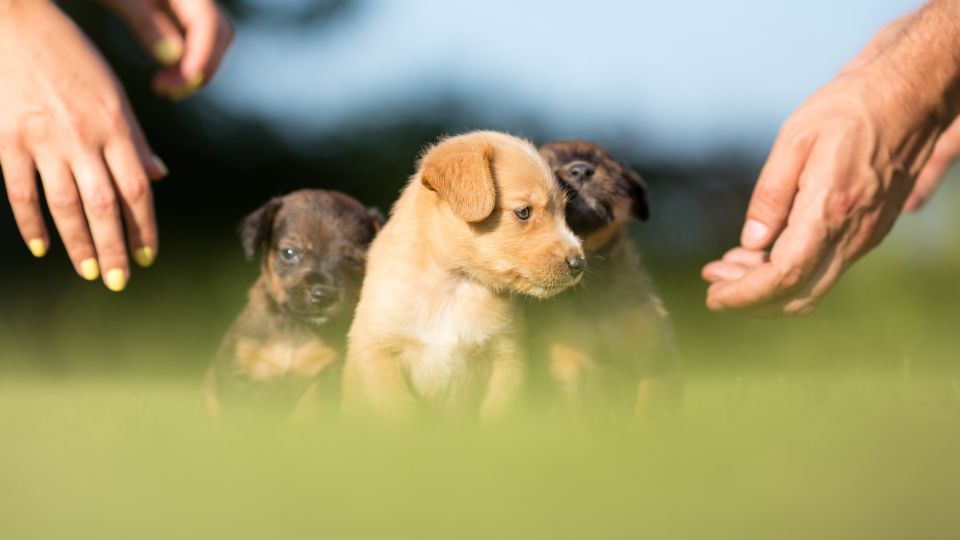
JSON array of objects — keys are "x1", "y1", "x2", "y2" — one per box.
[{"x1": 566, "y1": 256, "x2": 586, "y2": 277}]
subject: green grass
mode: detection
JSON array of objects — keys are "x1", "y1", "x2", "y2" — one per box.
[
  {"x1": 1, "y1": 374, "x2": 959, "y2": 539},
  {"x1": 1, "y1": 183, "x2": 959, "y2": 539}
]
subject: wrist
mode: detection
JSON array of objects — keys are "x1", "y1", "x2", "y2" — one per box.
[{"x1": 878, "y1": 1, "x2": 960, "y2": 125}]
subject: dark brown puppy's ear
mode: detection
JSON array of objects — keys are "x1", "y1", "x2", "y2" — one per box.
[
  {"x1": 623, "y1": 167, "x2": 650, "y2": 222},
  {"x1": 239, "y1": 198, "x2": 282, "y2": 261},
  {"x1": 420, "y1": 137, "x2": 497, "y2": 223},
  {"x1": 537, "y1": 145, "x2": 559, "y2": 170},
  {"x1": 365, "y1": 207, "x2": 385, "y2": 241}
]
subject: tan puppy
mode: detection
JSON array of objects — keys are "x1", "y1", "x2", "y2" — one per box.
[{"x1": 343, "y1": 131, "x2": 586, "y2": 423}]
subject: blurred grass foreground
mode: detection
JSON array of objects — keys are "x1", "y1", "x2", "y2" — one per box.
[{"x1": 1, "y1": 181, "x2": 959, "y2": 540}]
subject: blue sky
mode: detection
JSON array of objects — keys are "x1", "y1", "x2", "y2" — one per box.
[{"x1": 210, "y1": 0, "x2": 924, "y2": 156}]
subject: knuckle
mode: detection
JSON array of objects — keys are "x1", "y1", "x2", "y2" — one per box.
[
  {"x1": 750, "y1": 186, "x2": 787, "y2": 217},
  {"x1": 100, "y1": 243, "x2": 127, "y2": 260},
  {"x1": 776, "y1": 263, "x2": 806, "y2": 290},
  {"x1": 118, "y1": 178, "x2": 149, "y2": 205},
  {"x1": 100, "y1": 100, "x2": 128, "y2": 138},
  {"x1": 47, "y1": 189, "x2": 81, "y2": 213},
  {"x1": 68, "y1": 120, "x2": 98, "y2": 150},
  {"x1": 6, "y1": 186, "x2": 38, "y2": 207},
  {"x1": 19, "y1": 112, "x2": 52, "y2": 143},
  {"x1": 0, "y1": 124, "x2": 18, "y2": 146},
  {"x1": 825, "y1": 191, "x2": 855, "y2": 224},
  {"x1": 826, "y1": 182, "x2": 883, "y2": 226},
  {"x1": 86, "y1": 186, "x2": 118, "y2": 215},
  {"x1": 778, "y1": 119, "x2": 811, "y2": 146}
]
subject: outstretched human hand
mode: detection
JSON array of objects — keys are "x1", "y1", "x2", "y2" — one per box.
[
  {"x1": 702, "y1": 5, "x2": 960, "y2": 315},
  {"x1": 0, "y1": 0, "x2": 166, "y2": 290}
]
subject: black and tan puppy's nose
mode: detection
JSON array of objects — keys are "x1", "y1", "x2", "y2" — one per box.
[
  {"x1": 567, "y1": 162, "x2": 595, "y2": 181},
  {"x1": 566, "y1": 256, "x2": 586, "y2": 277},
  {"x1": 310, "y1": 285, "x2": 337, "y2": 307}
]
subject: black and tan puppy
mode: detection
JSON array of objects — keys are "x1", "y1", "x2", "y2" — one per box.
[
  {"x1": 529, "y1": 140, "x2": 681, "y2": 422},
  {"x1": 206, "y1": 189, "x2": 382, "y2": 420}
]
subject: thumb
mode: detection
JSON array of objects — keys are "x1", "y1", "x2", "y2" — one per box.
[{"x1": 741, "y1": 135, "x2": 810, "y2": 250}]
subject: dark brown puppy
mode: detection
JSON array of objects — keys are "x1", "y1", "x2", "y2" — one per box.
[
  {"x1": 529, "y1": 140, "x2": 680, "y2": 422},
  {"x1": 206, "y1": 189, "x2": 382, "y2": 420}
]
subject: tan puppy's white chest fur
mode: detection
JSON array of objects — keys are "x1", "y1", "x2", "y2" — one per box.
[{"x1": 401, "y1": 277, "x2": 511, "y2": 402}]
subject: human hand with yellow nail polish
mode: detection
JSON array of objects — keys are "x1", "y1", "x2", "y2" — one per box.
[
  {"x1": 0, "y1": 0, "x2": 166, "y2": 291},
  {"x1": 98, "y1": 0, "x2": 234, "y2": 101}
]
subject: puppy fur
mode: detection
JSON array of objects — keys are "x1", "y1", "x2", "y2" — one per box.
[
  {"x1": 206, "y1": 189, "x2": 382, "y2": 420},
  {"x1": 343, "y1": 131, "x2": 585, "y2": 423},
  {"x1": 530, "y1": 140, "x2": 681, "y2": 422}
]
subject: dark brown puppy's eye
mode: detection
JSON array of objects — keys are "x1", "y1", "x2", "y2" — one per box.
[
  {"x1": 279, "y1": 247, "x2": 301, "y2": 263},
  {"x1": 514, "y1": 207, "x2": 531, "y2": 221}
]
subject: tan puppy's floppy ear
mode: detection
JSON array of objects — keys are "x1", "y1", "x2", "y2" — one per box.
[{"x1": 420, "y1": 137, "x2": 497, "y2": 223}]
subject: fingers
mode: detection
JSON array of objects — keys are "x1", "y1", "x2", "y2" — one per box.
[
  {"x1": 903, "y1": 122, "x2": 960, "y2": 211},
  {"x1": 72, "y1": 158, "x2": 129, "y2": 292},
  {"x1": 707, "y1": 210, "x2": 833, "y2": 312},
  {"x1": 154, "y1": 0, "x2": 234, "y2": 100},
  {"x1": 104, "y1": 139, "x2": 158, "y2": 269},
  {"x1": 903, "y1": 161, "x2": 946, "y2": 212},
  {"x1": 1, "y1": 149, "x2": 48, "y2": 258},
  {"x1": 125, "y1": 111, "x2": 168, "y2": 181},
  {"x1": 740, "y1": 132, "x2": 813, "y2": 250},
  {"x1": 701, "y1": 248, "x2": 769, "y2": 283},
  {"x1": 35, "y1": 159, "x2": 99, "y2": 281},
  {"x1": 776, "y1": 246, "x2": 842, "y2": 316},
  {"x1": 722, "y1": 247, "x2": 769, "y2": 267},
  {"x1": 114, "y1": 1, "x2": 185, "y2": 67},
  {"x1": 178, "y1": 2, "x2": 233, "y2": 80},
  {"x1": 701, "y1": 261, "x2": 749, "y2": 283}
]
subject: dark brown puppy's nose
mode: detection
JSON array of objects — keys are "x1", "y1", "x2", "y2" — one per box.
[
  {"x1": 566, "y1": 256, "x2": 586, "y2": 277},
  {"x1": 310, "y1": 285, "x2": 338, "y2": 307},
  {"x1": 567, "y1": 163, "x2": 594, "y2": 182}
]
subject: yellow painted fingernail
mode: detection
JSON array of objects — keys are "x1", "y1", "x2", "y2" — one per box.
[
  {"x1": 27, "y1": 239, "x2": 47, "y2": 258},
  {"x1": 133, "y1": 246, "x2": 155, "y2": 268},
  {"x1": 169, "y1": 73, "x2": 205, "y2": 101},
  {"x1": 152, "y1": 39, "x2": 183, "y2": 66},
  {"x1": 152, "y1": 155, "x2": 168, "y2": 179},
  {"x1": 80, "y1": 258, "x2": 100, "y2": 281},
  {"x1": 105, "y1": 268, "x2": 127, "y2": 292}
]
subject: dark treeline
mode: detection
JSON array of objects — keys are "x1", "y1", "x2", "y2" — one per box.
[{"x1": 2, "y1": 0, "x2": 760, "y2": 280}]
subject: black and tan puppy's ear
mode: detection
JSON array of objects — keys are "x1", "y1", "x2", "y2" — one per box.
[
  {"x1": 623, "y1": 167, "x2": 651, "y2": 222},
  {"x1": 363, "y1": 207, "x2": 385, "y2": 243},
  {"x1": 420, "y1": 137, "x2": 497, "y2": 223},
  {"x1": 368, "y1": 207, "x2": 385, "y2": 233},
  {"x1": 239, "y1": 198, "x2": 282, "y2": 261}
]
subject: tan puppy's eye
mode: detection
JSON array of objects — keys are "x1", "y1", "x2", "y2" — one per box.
[{"x1": 513, "y1": 207, "x2": 531, "y2": 221}]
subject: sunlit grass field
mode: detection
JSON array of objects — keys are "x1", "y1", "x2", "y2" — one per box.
[{"x1": 1, "y1": 182, "x2": 958, "y2": 539}]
